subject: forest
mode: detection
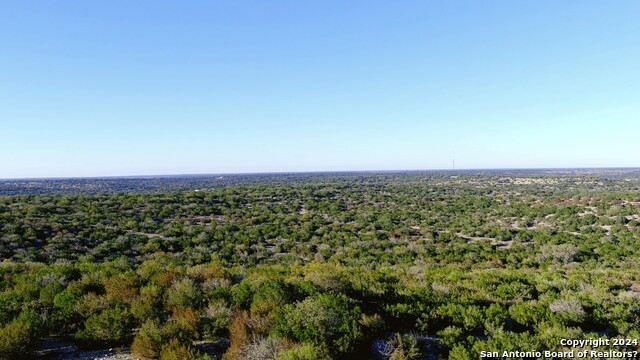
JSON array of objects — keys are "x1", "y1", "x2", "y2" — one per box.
[{"x1": 1, "y1": 170, "x2": 640, "y2": 359}]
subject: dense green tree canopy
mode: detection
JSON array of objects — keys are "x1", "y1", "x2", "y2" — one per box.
[{"x1": 1, "y1": 171, "x2": 640, "y2": 358}]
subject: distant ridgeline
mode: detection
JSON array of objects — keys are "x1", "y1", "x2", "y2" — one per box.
[{"x1": 2, "y1": 169, "x2": 640, "y2": 196}]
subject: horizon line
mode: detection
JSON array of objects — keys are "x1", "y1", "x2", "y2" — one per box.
[{"x1": 2, "y1": 166, "x2": 640, "y2": 181}]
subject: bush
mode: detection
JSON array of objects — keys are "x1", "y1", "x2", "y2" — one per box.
[
  {"x1": 223, "y1": 310, "x2": 250, "y2": 360},
  {"x1": 52, "y1": 288, "x2": 82, "y2": 330},
  {"x1": 166, "y1": 278, "x2": 202, "y2": 310},
  {"x1": 131, "y1": 320, "x2": 164, "y2": 359},
  {"x1": 448, "y1": 344, "x2": 472, "y2": 360},
  {"x1": 14, "y1": 305, "x2": 47, "y2": 339},
  {"x1": 437, "y1": 326, "x2": 463, "y2": 348},
  {"x1": 160, "y1": 338, "x2": 210, "y2": 360},
  {"x1": 0, "y1": 320, "x2": 32, "y2": 358},
  {"x1": 304, "y1": 263, "x2": 351, "y2": 293},
  {"x1": 243, "y1": 336, "x2": 284, "y2": 360},
  {"x1": 168, "y1": 307, "x2": 200, "y2": 340},
  {"x1": 360, "y1": 313, "x2": 386, "y2": 338},
  {"x1": 537, "y1": 244, "x2": 580, "y2": 263},
  {"x1": 202, "y1": 299, "x2": 231, "y2": 338},
  {"x1": 231, "y1": 282, "x2": 254, "y2": 309},
  {"x1": 75, "y1": 306, "x2": 132, "y2": 345},
  {"x1": 103, "y1": 272, "x2": 139, "y2": 303},
  {"x1": 549, "y1": 299, "x2": 586, "y2": 323},
  {"x1": 276, "y1": 342, "x2": 329, "y2": 360},
  {"x1": 250, "y1": 280, "x2": 291, "y2": 317},
  {"x1": 274, "y1": 293, "x2": 362, "y2": 355},
  {"x1": 39, "y1": 281, "x2": 64, "y2": 305},
  {"x1": 131, "y1": 284, "x2": 164, "y2": 322},
  {"x1": 74, "y1": 293, "x2": 112, "y2": 318},
  {"x1": 508, "y1": 302, "x2": 548, "y2": 327},
  {"x1": 377, "y1": 333, "x2": 422, "y2": 360},
  {"x1": 0, "y1": 291, "x2": 23, "y2": 326}
]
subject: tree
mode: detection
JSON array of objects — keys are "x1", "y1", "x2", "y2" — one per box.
[{"x1": 274, "y1": 293, "x2": 362, "y2": 355}]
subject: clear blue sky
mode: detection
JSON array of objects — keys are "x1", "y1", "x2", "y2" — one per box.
[{"x1": 1, "y1": 1, "x2": 639, "y2": 178}]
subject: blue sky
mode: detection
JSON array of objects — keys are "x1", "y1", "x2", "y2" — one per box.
[{"x1": 1, "y1": 1, "x2": 639, "y2": 178}]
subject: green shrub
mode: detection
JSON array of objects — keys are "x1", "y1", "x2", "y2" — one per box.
[
  {"x1": 74, "y1": 293, "x2": 112, "y2": 318},
  {"x1": 75, "y1": 306, "x2": 132, "y2": 345},
  {"x1": 274, "y1": 293, "x2": 362, "y2": 355},
  {"x1": 131, "y1": 284, "x2": 164, "y2": 322},
  {"x1": 167, "y1": 307, "x2": 200, "y2": 340},
  {"x1": 276, "y1": 343, "x2": 329, "y2": 360},
  {"x1": 166, "y1": 278, "x2": 202, "y2": 310},
  {"x1": 250, "y1": 280, "x2": 291, "y2": 317},
  {"x1": 131, "y1": 320, "x2": 164, "y2": 359},
  {"x1": 160, "y1": 338, "x2": 210, "y2": 360},
  {"x1": 448, "y1": 344, "x2": 472, "y2": 360},
  {"x1": 508, "y1": 302, "x2": 548, "y2": 327},
  {"x1": 202, "y1": 299, "x2": 231, "y2": 338},
  {"x1": 52, "y1": 289, "x2": 82, "y2": 331},
  {"x1": 437, "y1": 326, "x2": 463, "y2": 348},
  {"x1": 0, "y1": 291, "x2": 23, "y2": 326},
  {"x1": 0, "y1": 320, "x2": 32, "y2": 358},
  {"x1": 39, "y1": 281, "x2": 65, "y2": 305},
  {"x1": 231, "y1": 282, "x2": 254, "y2": 309},
  {"x1": 103, "y1": 272, "x2": 139, "y2": 304}
]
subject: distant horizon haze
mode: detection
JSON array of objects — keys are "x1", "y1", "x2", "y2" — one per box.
[
  {"x1": 2, "y1": 166, "x2": 640, "y2": 181},
  {"x1": 2, "y1": 1, "x2": 639, "y2": 178}
]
